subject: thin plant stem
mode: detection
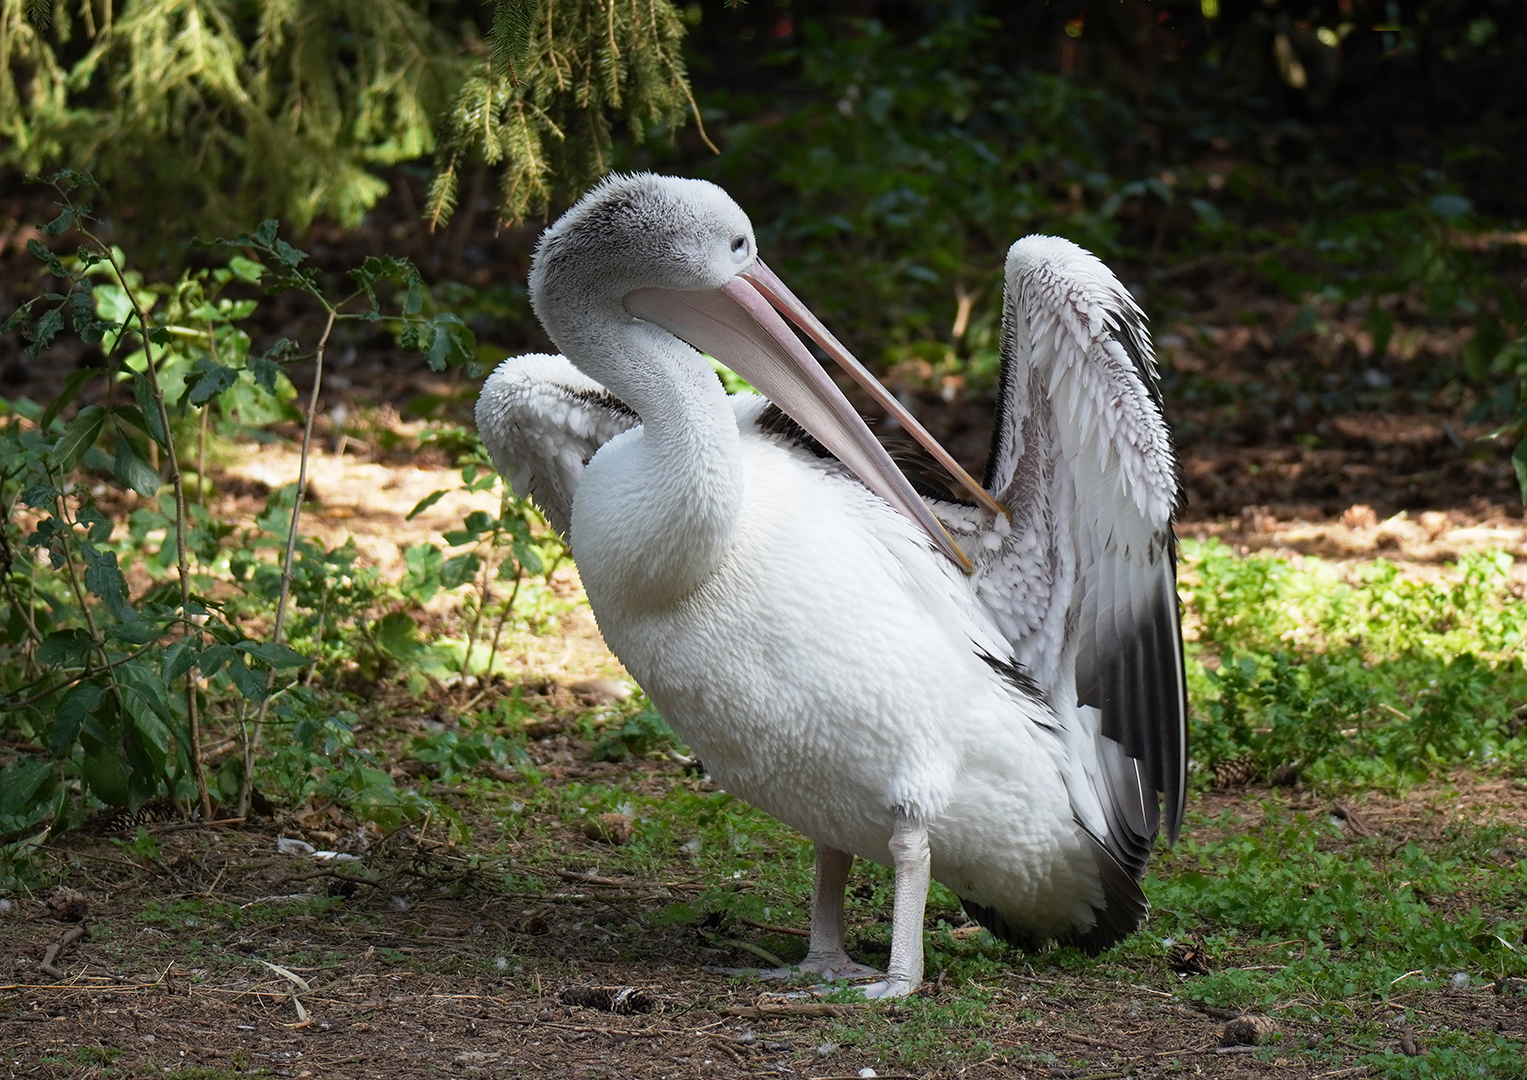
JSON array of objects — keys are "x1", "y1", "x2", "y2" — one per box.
[
  {"x1": 460, "y1": 534, "x2": 499, "y2": 686},
  {"x1": 96, "y1": 238, "x2": 212, "y2": 822},
  {"x1": 484, "y1": 571, "x2": 524, "y2": 678},
  {"x1": 239, "y1": 307, "x2": 336, "y2": 817}
]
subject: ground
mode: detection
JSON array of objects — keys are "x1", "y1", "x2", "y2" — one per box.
[{"x1": 4, "y1": 769, "x2": 1527, "y2": 1078}]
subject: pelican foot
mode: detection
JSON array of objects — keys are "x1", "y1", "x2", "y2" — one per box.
[
  {"x1": 855, "y1": 976, "x2": 917, "y2": 1000},
  {"x1": 798, "y1": 953, "x2": 880, "y2": 982}
]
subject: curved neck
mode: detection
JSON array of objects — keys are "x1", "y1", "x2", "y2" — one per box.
[{"x1": 566, "y1": 318, "x2": 745, "y2": 609}]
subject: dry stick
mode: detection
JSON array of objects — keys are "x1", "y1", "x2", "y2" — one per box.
[
  {"x1": 238, "y1": 308, "x2": 337, "y2": 817},
  {"x1": 39, "y1": 922, "x2": 90, "y2": 978},
  {"x1": 101, "y1": 242, "x2": 212, "y2": 821}
]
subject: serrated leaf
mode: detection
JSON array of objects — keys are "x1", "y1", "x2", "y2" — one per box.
[
  {"x1": 425, "y1": 313, "x2": 476, "y2": 372},
  {"x1": 186, "y1": 358, "x2": 239, "y2": 405},
  {"x1": 80, "y1": 541, "x2": 134, "y2": 622},
  {"x1": 26, "y1": 238, "x2": 68, "y2": 277},
  {"x1": 49, "y1": 404, "x2": 106, "y2": 471},
  {"x1": 253, "y1": 220, "x2": 279, "y2": 247},
  {"x1": 273, "y1": 238, "x2": 307, "y2": 268},
  {"x1": 24, "y1": 304, "x2": 65, "y2": 358}
]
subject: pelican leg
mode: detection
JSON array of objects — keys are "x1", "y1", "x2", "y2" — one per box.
[
  {"x1": 859, "y1": 812, "x2": 929, "y2": 1000},
  {"x1": 800, "y1": 844, "x2": 879, "y2": 980}
]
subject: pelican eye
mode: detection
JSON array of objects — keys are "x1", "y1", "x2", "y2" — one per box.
[{"x1": 729, "y1": 235, "x2": 749, "y2": 263}]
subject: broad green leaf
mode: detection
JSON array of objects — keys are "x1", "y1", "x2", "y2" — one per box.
[
  {"x1": 199, "y1": 643, "x2": 235, "y2": 679},
  {"x1": 0, "y1": 759, "x2": 53, "y2": 817},
  {"x1": 37, "y1": 628, "x2": 95, "y2": 666},
  {"x1": 228, "y1": 255, "x2": 264, "y2": 283},
  {"x1": 440, "y1": 553, "x2": 481, "y2": 589},
  {"x1": 112, "y1": 434, "x2": 162, "y2": 497},
  {"x1": 131, "y1": 375, "x2": 168, "y2": 449},
  {"x1": 48, "y1": 679, "x2": 105, "y2": 756},
  {"x1": 161, "y1": 641, "x2": 199, "y2": 683},
  {"x1": 513, "y1": 540, "x2": 543, "y2": 576},
  {"x1": 49, "y1": 404, "x2": 107, "y2": 471},
  {"x1": 225, "y1": 654, "x2": 269, "y2": 701},
  {"x1": 402, "y1": 543, "x2": 443, "y2": 604},
  {"x1": 374, "y1": 611, "x2": 420, "y2": 660},
  {"x1": 235, "y1": 640, "x2": 310, "y2": 668},
  {"x1": 82, "y1": 743, "x2": 130, "y2": 806}
]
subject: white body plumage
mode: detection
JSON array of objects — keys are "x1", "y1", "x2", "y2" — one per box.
[{"x1": 476, "y1": 174, "x2": 1185, "y2": 995}]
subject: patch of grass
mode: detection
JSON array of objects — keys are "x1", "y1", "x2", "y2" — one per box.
[{"x1": 1182, "y1": 540, "x2": 1527, "y2": 788}]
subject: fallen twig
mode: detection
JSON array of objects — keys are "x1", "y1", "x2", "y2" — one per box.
[
  {"x1": 269, "y1": 868, "x2": 379, "y2": 888},
  {"x1": 720, "y1": 1003, "x2": 850, "y2": 1019},
  {"x1": 39, "y1": 922, "x2": 89, "y2": 978},
  {"x1": 738, "y1": 917, "x2": 811, "y2": 939}
]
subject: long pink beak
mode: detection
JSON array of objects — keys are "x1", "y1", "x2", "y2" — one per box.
[{"x1": 624, "y1": 260, "x2": 1004, "y2": 572}]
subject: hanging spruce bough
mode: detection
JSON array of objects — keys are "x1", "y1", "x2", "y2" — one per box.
[
  {"x1": 2, "y1": 0, "x2": 706, "y2": 241},
  {"x1": 0, "y1": 0, "x2": 467, "y2": 238},
  {"x1": 426, "y1": 0, "x2": 711, "y2": 228}
]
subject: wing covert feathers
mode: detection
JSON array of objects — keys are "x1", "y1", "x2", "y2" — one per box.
[
  {"x1": 948, "y1": 235, "x2": 1187, "y2": 951},
  {"x1": 474, "y1": 353, "x2": 639, "y2": 539}
]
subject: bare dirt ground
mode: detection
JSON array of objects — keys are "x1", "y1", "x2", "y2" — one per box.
[{"x1": 3, "y1": 770, "x2": 1527, "y2": 1079}]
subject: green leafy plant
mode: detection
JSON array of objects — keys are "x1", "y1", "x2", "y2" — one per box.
[{"x1": 0, "y1": 171, "x2": 514, "y2": 849}]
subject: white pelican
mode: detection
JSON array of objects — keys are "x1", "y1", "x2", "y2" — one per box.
[{"x1": 476, "y1": 174, "x2": 1185, "y2": 998}]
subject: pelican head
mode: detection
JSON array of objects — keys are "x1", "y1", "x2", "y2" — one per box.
[{"x1": 527, "y1": 173, "x2": 1002, "y2": 569}]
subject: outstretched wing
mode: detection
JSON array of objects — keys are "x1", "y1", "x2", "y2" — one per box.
[
  {"x1": 942, "y1": 236, "x2": 1186, "y2": 876},
  {"x1": 475, "y1": 353, "x2": 640, "y2": 538}
]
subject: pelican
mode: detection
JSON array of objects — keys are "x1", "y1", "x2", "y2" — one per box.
[{"x1": 476, "y1": 174, "x2": 1185, "y2": 998}]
